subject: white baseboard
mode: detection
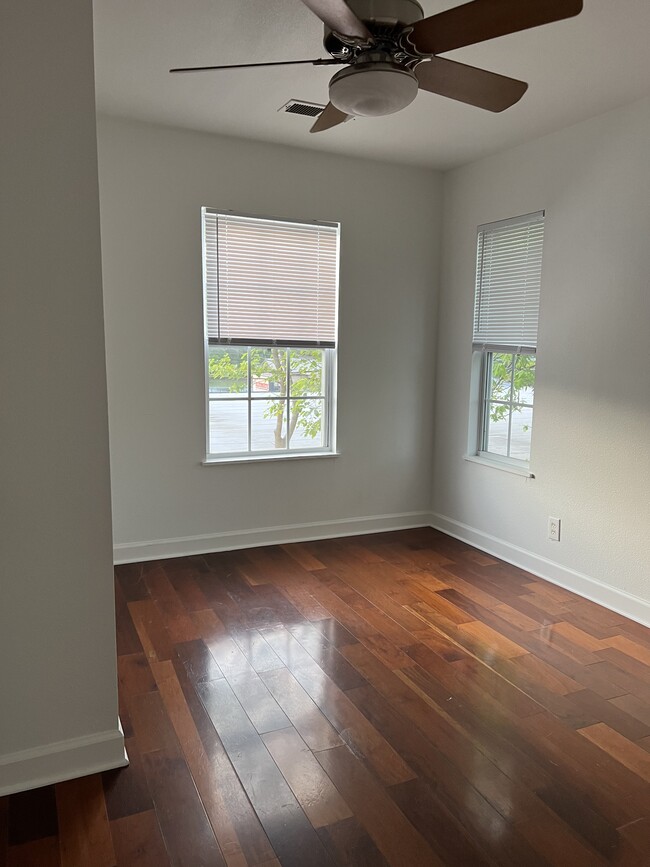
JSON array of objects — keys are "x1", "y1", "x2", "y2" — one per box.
[
  {"x1": 112, "y1": 509, "x2": 649, "y2": 628},
  {"x1": 113, "y1": 511, "x2": 431, "y2": 564},
  {"x1": 0, "y1": 726, "x2": 128, "y2": 797},
  {"x1": 430, "y1": 512, "x2": 650, "y2": 628}
]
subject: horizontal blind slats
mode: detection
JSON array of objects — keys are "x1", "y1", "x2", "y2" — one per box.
[
  {"x1": 203, "y1": 211, "x2": 339, "y2": 345},
  {"x1": 473, "y1": 211, "x2": 544, "y2": 349}
]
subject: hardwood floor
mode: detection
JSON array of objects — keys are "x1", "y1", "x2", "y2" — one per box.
[{"x1": 2, "y1": 528, "x2": 650, "y2": 866}]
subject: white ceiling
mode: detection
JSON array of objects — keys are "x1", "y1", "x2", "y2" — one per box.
[{"x1": 93, "y1": 0, "x2": 650, "y2": 170}]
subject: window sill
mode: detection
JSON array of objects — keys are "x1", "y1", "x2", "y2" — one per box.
[
  {"x1": 463, "y1": 454, "x2": 535, "y2": 478},
  {"x1": 203, "y1": 451, "x2": 340, "y2": 466}
]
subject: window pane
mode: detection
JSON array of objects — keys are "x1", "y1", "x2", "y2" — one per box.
[
  {"x1": 251, "y1": 399, "x2": 287, "y2": 451},
  {"x1": 251, "y1": 347, "x2": 287, "y2": 395},
  {"x1": 208, "y1": 347, "x2": 248, "y2": 395},
  {"x1": 206, "y1": 343, "x2": 333, "y2": 457},
  {"x1": 484, "y1": 403, "x2": 509, "y2": 457},
  {"x1": 482, "y1": 351, "x2": 536, "y2": 462},
  {"x1": 509, "y1": 407, "x2": 534, "y2": 461},
  {"x1": 289, "y1": 349, "x2": 325, "y2": 397},
  {"x1": 288, "y1": 399, "x2": 324, "y2": 449},
  {"x1": 489, "y1": 353, "x2": 514, "y2": 402},
  {"x1": 209, "y1": 400, "x2": 248, "y2": 453},
  {"x1": 514, "y1": 353, "x2": 535, "y2": 405}
]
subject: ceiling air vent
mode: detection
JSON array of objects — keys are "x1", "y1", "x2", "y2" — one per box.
[{"x1": 279, "y1": 100, "x2": 325, "y2": 118}]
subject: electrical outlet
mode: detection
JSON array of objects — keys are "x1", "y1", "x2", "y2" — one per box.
[{"x1": 548, "y1": 516, "x2": 561, "y2": 542}]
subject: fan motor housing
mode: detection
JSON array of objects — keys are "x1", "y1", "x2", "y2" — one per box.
[{"x1": 323, "y1": 0, "x2": 424, "y2": 52}]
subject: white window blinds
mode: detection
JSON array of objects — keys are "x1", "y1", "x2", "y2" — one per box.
[
  {"x1": 203, "y1": 210, "x2": 339, "y2": 347},
  {"x1": 473, "y1": 211, "x2": 545, "y2": 352}
]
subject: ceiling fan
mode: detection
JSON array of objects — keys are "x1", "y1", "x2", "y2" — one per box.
[{"x1": 170, "y1": 0, "x2": 583, "y2": 133}]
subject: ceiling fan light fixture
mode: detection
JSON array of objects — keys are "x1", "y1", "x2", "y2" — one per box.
[{"x1": 328, "y1": 63, "x2": 418, "y2": 117}]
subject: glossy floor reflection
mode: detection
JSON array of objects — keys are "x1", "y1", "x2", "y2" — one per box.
[{"x1": 2, "y1": 528, "x2": 650, "y2": 866}]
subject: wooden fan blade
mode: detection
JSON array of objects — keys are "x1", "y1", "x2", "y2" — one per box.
[
  {"x1": 300, "y1": 0, "x2": 372, "y2": 40},
  {"x1": 310, "y1": 102, "x2": 350, "y2": 133},
  {"x1": 170, "y1": 58, "x2": 342, "y2": 73},
  {"x1": 409, "y1": 0, "x2": 583, "y2": 55},
  {"x1": 417, "y1": 56, "x2": 527, "y2": 112}
]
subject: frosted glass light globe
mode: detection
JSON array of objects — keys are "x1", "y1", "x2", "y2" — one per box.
[{"x1": 329, "y1": 64, "x2": 418, "y2": 117}]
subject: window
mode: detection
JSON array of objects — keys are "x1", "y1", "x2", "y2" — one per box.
[
  {"x1": 470, "y1": 211, "x2": 544, "y2": 468},
  {"x1": 202, "y1": 210, "x2": 339, "y2": 460}
]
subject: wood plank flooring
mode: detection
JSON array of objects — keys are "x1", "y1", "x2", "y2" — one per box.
[{"x1": 2, "y1": 528, "x2": 650, "y2": 866}]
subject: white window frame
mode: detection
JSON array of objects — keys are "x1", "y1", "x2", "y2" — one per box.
[
  {"x1": 467, "y1": 211, "x2": 544, "y2": 475},
  {"x1": 201, "y1": 210, "x2": 339, "y2": 463},
  {"x1": 472, "y1": 347, "x2": 536, "y2": 472},
  {"x1": 204, "y1": 344, "x2": 337, "y2": 462}
]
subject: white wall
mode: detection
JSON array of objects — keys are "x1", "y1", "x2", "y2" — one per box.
[
  {"x1": 97, "y1": 117, "x2": 442, "y2": 561},
  {"x1": 433, "y1": 96, "x2": 650, "y2": 621},
  {"x1": 0, "y1": 1, "x2": 125, "y2": 794}
]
